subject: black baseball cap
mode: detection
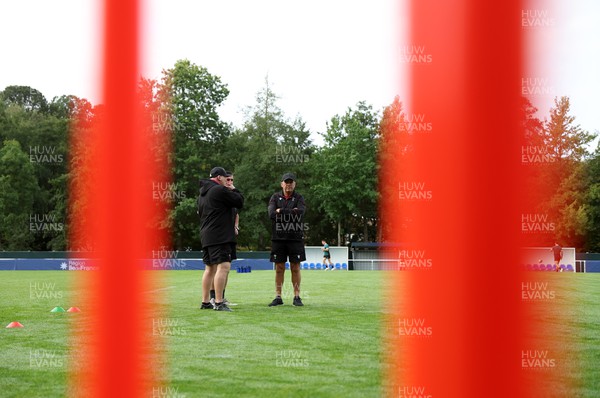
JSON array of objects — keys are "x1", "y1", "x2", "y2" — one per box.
[
  {"x1": 282, "y1": 172, "x2": 296, "y2": 182},
  {"x1": 210, "y1": 167, "x2": 227, "y2": 178}
]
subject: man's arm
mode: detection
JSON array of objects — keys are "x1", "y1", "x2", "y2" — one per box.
[
  {"x1": 291, "y1": 194, "x2": 306, "y2": 216},
  {"x1": 196, "y1": 194, "x2": 203, "y2": 220},
  {"x1": 221, "y1": 186, "x2": 244, "y2": 209},
  {"x1": 277, "y1": 193, "x2": 306, "y2": 216},
  {"x1": 268, "y1": 194, "x2": 278, "y2": 220}
]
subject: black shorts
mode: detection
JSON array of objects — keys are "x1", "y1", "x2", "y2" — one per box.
[
  {"x1": 203, "y1": 243, "x2": 237, "y2": 265},
  {"x1": 270, "y1": 240, "x2": 306, "y2": 263}
]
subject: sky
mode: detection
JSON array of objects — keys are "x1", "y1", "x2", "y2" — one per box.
[
  {"x1": 524, "y1": 0, "x2": 600, "y2": 150},
  {"x1": 0, "y1": 0, "x2": 598, "y2": 149}
]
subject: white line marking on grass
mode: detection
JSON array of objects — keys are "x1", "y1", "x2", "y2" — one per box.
[
  {"x1": 204, "y1": 354, "x2": 234, "y2": 358},
  {"x1": 144, "y1": 286, "x2": 176, "y2": 293}
]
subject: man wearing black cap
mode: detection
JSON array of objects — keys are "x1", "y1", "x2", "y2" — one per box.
[
  {"x1": 267, "y1": 172, "x2": 306, "y2": 307},
  {"x1": 197, "y1": 166, "x2": 244, "y2": 311},
  {"x1": 208, "y1": 171, "x2": 239, "y2": 307}
]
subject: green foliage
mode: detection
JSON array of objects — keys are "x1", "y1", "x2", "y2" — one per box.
[
  {"x1": 233, "y1": 78, "x2": 316, "y2": 250},
  {"x1": 163, "y1": 59, "x2": 230, "y2": 143},
  {"x1": 0, "y1": 87, "x2": 96, "y2": 250},
  {"x1": 581, "y1": 145, "x2": 600, "y2": 251},
  {"x1": 0, "y1": 140, "x2": 39, "y2": 249},
  {"x1": 2, "y1": 76, "x2": 600, "y2": 253},
  {"x1": 47, "y1": 173, "x2": 68, "y2": 251},
  {"x1": 544, "y1": 97, "x2": 595, "y2": 162},
  {"x1": 158, "y1": 60, "x2": 232, "y2": 249},
  {"x1": 1, "y1": 85, "x2": 48, "y2": 113},
  {"x1": 526, "y1": 97, "x2": 598, "y2": 248},
  {"x1": 521, "y1": 96, "x2": 544, "y2": 145},
  {"x1": 309, "y1": 102, "x2": 380, "y2": 245}
]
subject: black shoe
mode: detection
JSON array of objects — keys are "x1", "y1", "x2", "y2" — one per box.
[
  {"x1": 268, "y1": 297, "x2": 284, "y2": 307},
  {"x1": 293, "y1": 296, "x2": 304, "y2": 306},
  {"x1": 200, "y1": 302, "x2": 213, "y2": 309},
  {"x1": 214, "y1": 302, "x2": 232, "y2": 312}
]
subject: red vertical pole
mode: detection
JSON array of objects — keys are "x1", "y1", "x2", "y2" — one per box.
[
  {"x1": 383, "y1": 1, "x2": 540, "y2": 397},
  {"x1": 69, "y1": 0, "x2": 162, "y2": 396},
  {"x1": 94, "y1": 0, "x2": 145, "y2": 395}
]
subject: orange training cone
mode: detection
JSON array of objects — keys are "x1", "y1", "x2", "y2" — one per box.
[
  {"x1": 67, "y1": 307, "x2": 81, "y2": 313},
  {"x1": 6, "y1": 322, "x2": 24, "y2": 328}
]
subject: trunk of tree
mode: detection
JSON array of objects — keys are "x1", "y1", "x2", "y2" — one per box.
[
  {"x1": 363, "y1": 219, "x2": 369, "y2": 242},
  {"x1": 337, "y1": 220, "x2": 342, "y2": 247}
]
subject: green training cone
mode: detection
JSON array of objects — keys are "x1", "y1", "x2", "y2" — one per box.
[
  {"x1": 6, "y1": 322, "x2": 24, "y2": 328},
  {"x1": 50, "y1": 306, "x2": 66, "y2": 313}
]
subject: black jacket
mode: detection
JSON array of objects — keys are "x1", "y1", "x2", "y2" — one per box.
[
  {"x1": 197, "y1": 179, "x2": 244, "y2": 248},
  {"x1": 268, "y1": 191, "x2": 306, "y2": 241}
]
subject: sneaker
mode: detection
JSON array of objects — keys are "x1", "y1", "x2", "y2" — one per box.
[
  {"x1": 293, "y1": 296, "x2": 304, "y2": 306},
  {"x1": 209, "y1": 298, "x2": 216, "y2": 308},
  {"x1": 330, "y1": 266, "x2": 335, "y2": 271},
  {"x1": 214, "y1": 302, "x2": 232, "y2": 312},
  {"x1": 268, "y1": 297, "x2": 284, "y2": 307},
  {"x1": 200, "y1": 302, "x2": 213, "y2": 310},
  {"x1": 223, "y1": 298, "x2": 230, "y2": 305}
]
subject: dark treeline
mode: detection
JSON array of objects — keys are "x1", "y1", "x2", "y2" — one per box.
[{"x1": 1, "y1": 60, "x2": 598, "y2": 252}]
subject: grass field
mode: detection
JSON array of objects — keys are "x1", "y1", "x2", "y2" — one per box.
[
  {"x1": 519, "y1": 273, "x2": 600, "y2": 397},
  {"x1": 0, "y1": 270, "x2": 383, "y2": 398},
  {"x1": 0, "y1": 270, "x2": 598, "y2": 397}
]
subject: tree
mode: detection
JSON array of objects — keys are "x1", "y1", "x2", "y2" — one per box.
[
  {"x1": 525, "y1": 96, "x2": 597, "y2": 249},
  {"x1": 544, "y1": 97, "x2": 595, "y2": 162},
  {"x1": 379, "y1": 96, "x2": 410, "y2": 243},
  {"x1": 48, "y1": 95, "x2": 95, "y2": 123},
  {"x1": 0, "y1": 140, "x2": 39, "y2": 249},
  {"x1": 66, "y1": 97, "x2": 101, "y2": 251},
  {"x1": 521, "y1": 96, "x2": 544, "y2": 146},
  {"x1": 231, "y1": 77, "x2": 316, "y2": 250},
  {"x1": 159, "y1": 59, "x2": 231, "y2": 249},
  {"x1": 310, "y1": 102, "x2": 380, "y2": 245},
  {"x1": 581, "y1": 143, "x2": 600, "y2": 252},
  {"x1": 1, "y1": 85, "x2": 48, "y2": 113},
  {"x1": 0, "y1": 87, "x2": 71, "y2": 250}
]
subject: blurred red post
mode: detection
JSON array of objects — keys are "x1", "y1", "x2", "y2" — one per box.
[
  {"x1": 382, "y1": 1, "x2": 544, "y2": 397},
  {"x1": 69, "y1": 0, "x2": 166, "y2": 396}
]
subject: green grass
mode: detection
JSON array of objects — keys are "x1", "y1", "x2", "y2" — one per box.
[
  {"x1": 0, "y1": 270, "x2": 383, "y2": 398},
  {"x1": 0, "y1": 272, "x2": 75, "y2": 398},
  {"x1": 161, "y1": 270, "x2": 382, "y2": 398},
  {"x1": 0, "y1": 271, "x2": 598, "y2": 397},
  {"x1": 521, "y1": 273, "x2": 600, "y2": 398}
]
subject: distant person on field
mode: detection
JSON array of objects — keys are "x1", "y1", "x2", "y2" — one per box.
[
  {"x1": 321, "y1": 240, "x2": 334, "y2": 270},
  {"x1": 551, "y1": 242, "x2": 563, "y2": 272},
  {"x1": 267, "y1": 172, "x2": 306, "y2": 307}
]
